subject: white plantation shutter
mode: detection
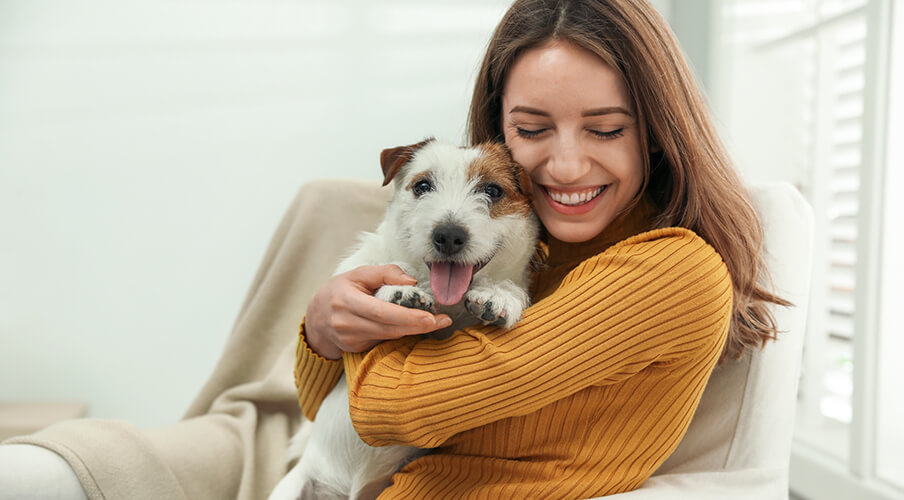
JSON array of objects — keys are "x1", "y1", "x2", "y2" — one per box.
[
  {"x1": 721, "y1": 0, "x2": 868, "y2": 458},
  {"x1": 825, "y1": 19, "x2": 865, "y2": 343}
]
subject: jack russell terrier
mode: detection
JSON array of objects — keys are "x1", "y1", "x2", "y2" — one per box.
[{"x1": 268, "y1": 138, "x2": 540, "y2": 500}]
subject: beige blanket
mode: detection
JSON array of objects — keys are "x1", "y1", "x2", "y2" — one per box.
[{"x1": 6, "y1": 179, "x2": 391, "y2": 500}]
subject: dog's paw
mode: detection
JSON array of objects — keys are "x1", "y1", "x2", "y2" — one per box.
[
  {"x1": 375, "y1": 285, "x2": 435, "y2": 312},
  {"x1": 464, "y1": 286, "x2": 526, "y2": 329}
]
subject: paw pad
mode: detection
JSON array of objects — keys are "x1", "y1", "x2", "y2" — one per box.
[
  {"x1": 465, "y1": 298, "x2": 508, "y2": 327},
  {"x1": 383, "y1": 286, "x2": 434, "y2": 312}
]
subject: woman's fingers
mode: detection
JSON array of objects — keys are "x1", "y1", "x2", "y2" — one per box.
[
  {"x1": 346, "y1": 293, "x2": 452, "y2": 338},
  {"x1": 330, "y1": 311, "x2": 450, "y2": 353},
  {"x1": 304, "y1": 264, "x2": 454, "y2": 358},
  {"x1": 347, "y1": 291, "x2": 431, "y2": 329},
  {"x1": 343, "y1": 264, "x2": 453, "y2": 337},
  {"x1": 348, "y1": 264, "x2": 418, "y2": 292}
]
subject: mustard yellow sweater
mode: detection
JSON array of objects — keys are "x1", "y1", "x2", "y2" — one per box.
[{"x1": 295, "y1": 204, "x2": 732, "y2": 499}]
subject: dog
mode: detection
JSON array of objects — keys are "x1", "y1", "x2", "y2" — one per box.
[{"x1": 268, "y1": 138, "x2": 540, "y2": 500}]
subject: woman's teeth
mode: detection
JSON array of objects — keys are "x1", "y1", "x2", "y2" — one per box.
[{"x1": 546, "y1": 186, "x2": 605, "y2": 206}]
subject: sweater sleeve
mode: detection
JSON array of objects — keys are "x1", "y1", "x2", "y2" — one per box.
[
  {"x1": 342, "y1": 228, "x2": 733, "y2": 448},
  {"x1": 294, "y1": 318, "x2": 344, "y2": 420}
]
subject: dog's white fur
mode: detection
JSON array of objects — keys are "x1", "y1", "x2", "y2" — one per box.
[{"x1": 268, "y1": 139, "x2": 539, "y2": 500}]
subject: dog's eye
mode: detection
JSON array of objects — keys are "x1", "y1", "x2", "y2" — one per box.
[
  {"x1": 483, "y1": 183, "x2": 504, "y2": 200},
  {"x1": 412, "y1": 179, "x2": 434, "y2": 197}
]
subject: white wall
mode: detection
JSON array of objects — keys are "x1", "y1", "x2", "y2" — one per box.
[
  {"x1": 1, "y1": 0, "x2": 684, "y2": 430},
  {"x1": 0, "y1": 0, "x2": 513, "y2": 428}
]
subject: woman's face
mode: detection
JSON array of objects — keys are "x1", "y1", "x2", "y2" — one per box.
[{"x1": 501, "y1": 40, "x2": 645, "y2": 243}]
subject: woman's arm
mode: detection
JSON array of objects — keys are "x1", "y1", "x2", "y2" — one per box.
[{"x1": 343, "y1": 228, "x2": 733, "y2": 448}]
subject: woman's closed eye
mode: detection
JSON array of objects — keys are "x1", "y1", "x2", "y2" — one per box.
[
  {"x1": 515, "y1": 126, "x2": 625, "y2": 140},
  {"x1": 515, "y1": 126, "x2": 548, "y2": 138},
  {"x1": 589, "y1": 128, "x2": 625, "y2": 140}
]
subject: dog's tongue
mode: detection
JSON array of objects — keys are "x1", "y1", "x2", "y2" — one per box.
[{"x1": 430, "y1": 262, "x2": 474, "y2": 305}]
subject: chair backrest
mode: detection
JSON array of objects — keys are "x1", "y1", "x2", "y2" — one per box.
[{"x1": 654, "y1": 182, "x2": 813, "y2": 478}]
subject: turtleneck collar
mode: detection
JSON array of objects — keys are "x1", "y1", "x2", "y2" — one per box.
[{"x1": 544, "y1": 194, "x2": 660, "y2": 267}]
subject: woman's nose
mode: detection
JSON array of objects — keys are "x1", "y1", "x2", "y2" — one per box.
[{"x1": 547, "y1": 139, "x2": 591, "y2": 184}]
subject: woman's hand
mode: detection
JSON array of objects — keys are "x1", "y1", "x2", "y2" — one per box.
[{"x1": 304, "y1": 265, "x2": 453, "y2": 360}]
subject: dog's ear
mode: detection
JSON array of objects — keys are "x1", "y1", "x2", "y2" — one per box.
[{"x1": 380, "y1": 138, "x2": 435, "y2": 186}]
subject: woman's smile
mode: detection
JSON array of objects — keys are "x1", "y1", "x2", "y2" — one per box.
[{"x1": 540, "y1": 184, "x2": 608, "y2": 215}]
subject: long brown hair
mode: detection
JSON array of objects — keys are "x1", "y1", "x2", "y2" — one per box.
[{"x1": 468, "y1": 0, "x2": 789, "y2": 361}]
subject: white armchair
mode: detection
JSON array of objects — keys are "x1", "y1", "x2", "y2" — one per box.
[{"x1": 607, "y1": 182, "x2": 813, "y2": 499}]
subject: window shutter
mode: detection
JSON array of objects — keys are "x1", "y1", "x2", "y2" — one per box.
[
  {"x1": 826, "y1": 19, "x2": 866, "y2": 343},
  {"x1": 722, "y1": 0, "x2": 868, "y2": 435}
]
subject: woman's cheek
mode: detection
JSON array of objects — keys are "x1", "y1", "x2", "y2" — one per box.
[{"x1": 509, "y1": 142, "x2": 542, "y2": 173}]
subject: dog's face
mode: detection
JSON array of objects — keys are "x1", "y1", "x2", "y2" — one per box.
[{"x1": 381, "y1": 139, "x2": 536, "y2": 305}]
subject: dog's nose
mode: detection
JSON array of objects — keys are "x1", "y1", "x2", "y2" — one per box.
[{"x1": 432, "y1": 223, "x2": 469, "y2": 256}]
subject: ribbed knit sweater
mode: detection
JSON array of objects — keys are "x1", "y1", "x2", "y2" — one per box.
[{"x1": 294, "y1": 201, "x2": 732, "y2": 499}]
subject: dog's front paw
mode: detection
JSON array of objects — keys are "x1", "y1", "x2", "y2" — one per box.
[
  {"x1": 464, "y1": 286, "x2": 526, "y2": 329},
  {"x1": 375, "y1": 285, "x2": 435, "y2": 312}
]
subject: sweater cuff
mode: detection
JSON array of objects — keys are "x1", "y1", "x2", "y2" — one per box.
[{"x1": 294, "y1": 318, "x2": 343, "y2": 421}]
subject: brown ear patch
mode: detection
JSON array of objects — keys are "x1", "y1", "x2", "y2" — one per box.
[
  {"x1": 379, "y1": 138, "x2": 435, "y2": 186},
  {"x1": 468, "y1": 142, "x2": 534, "y2": 219},
  {"x1": 512, "y1": 159, "x2": 532, "y2": 197}
]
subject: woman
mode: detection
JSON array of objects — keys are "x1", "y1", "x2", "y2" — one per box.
[{"x1": 298, "y1": 0, "x2": 786, "y2": 498}]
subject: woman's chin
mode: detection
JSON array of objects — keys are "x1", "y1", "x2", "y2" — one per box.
[{"x1": 542, "y1": 219, "x2": 609, "y2": 243}]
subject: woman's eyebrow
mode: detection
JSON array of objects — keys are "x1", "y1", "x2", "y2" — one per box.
[
  {"x1": 582, "y1": 106, "x2": 633, "y2": 117},
  {"x1": 509, "y1": 105, "x2": 549, "y2": 117},
  {"x1": 509, "y1": 105, "x2": 633, "y2": 117}
]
